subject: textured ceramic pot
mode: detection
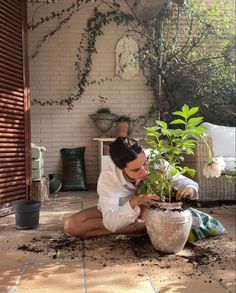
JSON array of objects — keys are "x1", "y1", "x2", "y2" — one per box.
[
  {"x1": 145, "y1": 202, "x2": 192, "y2": 253},
  {"x1": 90, "y1": 113, "x2": 116, "y2": 133}
]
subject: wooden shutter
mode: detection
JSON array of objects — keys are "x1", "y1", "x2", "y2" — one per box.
[{"x1": 0, "y1": 0, "x2": 31, "y2": 211}]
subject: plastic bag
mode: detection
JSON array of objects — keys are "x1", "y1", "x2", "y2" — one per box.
[
  {"x1": 188, "y1": 208, "x2": 227, "y2": 242},
  {"x1": 60, "y1": 147, "x2": 87, "y2": 191}
]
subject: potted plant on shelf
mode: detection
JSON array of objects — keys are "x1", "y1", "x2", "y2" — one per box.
[
  {"x1": 138, "y1": 105, "x2": 206, "y2": 253},
  {"x1": 90, "y1": 107, "x2": 117, "y2": 135},
  {"x1": 115, "y1": 115, "x2": 131, "y2": 137}
]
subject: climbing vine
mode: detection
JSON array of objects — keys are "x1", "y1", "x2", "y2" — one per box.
[
  {"x1": 28, "y1": 0, "x2": 235, "y2": 125},
  {"x1": 28, "y1": 0, "x2": 136, "y2": 110}
]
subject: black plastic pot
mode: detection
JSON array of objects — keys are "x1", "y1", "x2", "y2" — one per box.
[{"x1": 14, "y1": 200, "x2": 42, "y2": 230}]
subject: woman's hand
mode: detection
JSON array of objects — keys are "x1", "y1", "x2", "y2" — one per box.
[
  {"x1": 129, "y1": 194, "x2": 161, "y2": 209},
  {"x1": 176, "y1": 187, "x2": 195, "y2": 201}
]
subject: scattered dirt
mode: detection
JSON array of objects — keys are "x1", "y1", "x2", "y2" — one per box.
[
  {"x1": 16, "y1": 232, "x2": 231, "y2": 282},
  {"x1": 17, "y1": 234, "x2": 82, "y2": 260}
]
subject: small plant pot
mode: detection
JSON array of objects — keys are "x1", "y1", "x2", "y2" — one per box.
[
  {"x1": 49, "y1": 174, "x2": 62, "y2": 194},
  {"x1": 116, "y1": 121, "x2": 129, "y2": 137},
  {"x1": 14, "y1": 200, "x2": 42, "y2": 230}
]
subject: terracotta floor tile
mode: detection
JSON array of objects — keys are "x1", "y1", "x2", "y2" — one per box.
[
  {"x1": 82, "y1": 199, "x2": 97, "y2": 209},
  {"x1": 153, "y1": 277, "x2": 230, "y2": 293},
  {"x1": 208, "y1": 265, "x2": 236, "y2": 292},
  {"x1": 0, "y1": 265, "x2": 22, "y2": 288},
  {"x1": 19, "y1": 263, "x2": 83, "y2": 290},
  {"x1": 0, "y1": 289, "x2": 9, "y2": 293},
  {"x1": 17, "y1": 289, "x2": 80, "y2": 293},
  {"x1": 0, "y1": 250, "x2": 29, "y2": 266},
  {"x1": 0, "y1": 193, "x2": 235, "y2": 293},
  {"x1": 85, "y1": 259, "x2": 154, "y2": 293},
  {"x1": 86, "y1": 281, "x2": 155, "y2": 293}
]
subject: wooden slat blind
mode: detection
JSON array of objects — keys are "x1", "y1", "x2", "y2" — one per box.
[{"x1": 0, "y1": 0, "x2": 31, "y2": 208}]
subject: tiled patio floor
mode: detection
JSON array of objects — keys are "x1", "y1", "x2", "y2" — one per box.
[{"x1": 0, "y1": 192, "x2": 235, "y2": 293}]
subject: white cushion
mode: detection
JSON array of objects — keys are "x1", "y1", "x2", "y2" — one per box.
[
  {"x1": 202, "y1": 122, "x2": 236, "y2": 157},
  {"x1": 222, "y1": 157, "x2": 236, "y2": 171}
]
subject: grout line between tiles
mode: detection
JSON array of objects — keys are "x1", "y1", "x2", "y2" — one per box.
[
  {"x1": 131, "y1": 247, "x2": 158, "y2": 293},
  {"x1": 81, "y1": 240, "x2": 87, "y2": 293},
  {"x1": 10, "y1": 199, "x2": 58, "y2": 293},
  {"x1": 80, "y1": 193, "x2": 87, "y2": 293},
  {"x1": 211, "y1": 275, "x2": 233, "y2": 293},
  {"x1": 222, "y1": 205, "x2": 236, "y2": 213}
]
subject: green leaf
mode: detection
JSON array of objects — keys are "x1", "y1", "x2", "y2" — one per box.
[
  {"x1": 161, "y1": 128, "x2": 172, "y2": 136},
  {"x1": 183, "y1": 167, "x2": 196, "y2": 177},
  {"x1": 184, "y1": 128, "x2": 205, "y2": 136},
  {"x1": 173, "y1": 129, "x2": 184, "y2": 137},
  {"x1": 147, "y1": 133, "x2": 157, "y2": 137},
  {"x1": 188, "y1": 107, "x2": 199, "y2": 117},
  {"x1": 170, "y1": 168, "x2": 179, "y2": 177},
  {"x1": 156, "y1": 121, "x2": 168, "y2": 129},
  {"x1": 170, "y1": 119, "x2": 186, "y2": 125},
  {"x1": 182, "y1": 104, "x2": 190, "y2": 117},
  {"x1": 145, "y1": 140, "x2": 157, "y2": 148},
  {"x1": 145, "y1": 126, "x2": 157, "y2": 132},
  {"x1": 172, "y1": 111, "x2": 187, "y2": 119},
  {"x1": 187, "y1": 117, "x2": 203, "y2": 127}
]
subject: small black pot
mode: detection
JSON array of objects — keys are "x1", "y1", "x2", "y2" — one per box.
[{"x1": 14, "y1": 200, "x2": 42, "y2": 230}]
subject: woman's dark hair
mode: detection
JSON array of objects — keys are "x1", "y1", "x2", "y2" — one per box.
[{"x1": 109, "y1": 137, "x2": 144, "y2": 169}]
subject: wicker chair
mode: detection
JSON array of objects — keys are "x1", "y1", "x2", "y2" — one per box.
[{"x1": 184, "y1": 137, "x2": 236, "y2": 201}]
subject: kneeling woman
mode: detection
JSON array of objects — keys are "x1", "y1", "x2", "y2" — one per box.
[{"x1": 64, "y1": 137, "x2": 198, "y2": 237}]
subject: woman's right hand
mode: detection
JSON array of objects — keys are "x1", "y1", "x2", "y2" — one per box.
[{"x1": 129, "y1": 194, "x2": 161, "y2": 209}]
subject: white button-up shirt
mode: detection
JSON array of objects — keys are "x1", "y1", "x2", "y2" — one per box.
[{"x1": 97, "y1": 150, "x2": 199, "y2": 232}]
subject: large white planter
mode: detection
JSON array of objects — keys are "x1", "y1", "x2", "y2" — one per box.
[{"x1": 145, "y1": 202, "x2": 192, "y2": 254}]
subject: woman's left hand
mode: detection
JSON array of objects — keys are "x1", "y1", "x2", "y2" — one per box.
[{"x1": 176, "y1": 187, "x2": 195, "y2": 201}]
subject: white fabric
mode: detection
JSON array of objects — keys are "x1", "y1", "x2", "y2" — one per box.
[
  {"x1": 223, "y1": 157, "x2": 236, "y2": 171},
  {"x1": 97, "y1": 150, "x2": 199, "y2": 232},
  {"x1": 202, "y1": 122, "x2": 236, "y2": 157}
]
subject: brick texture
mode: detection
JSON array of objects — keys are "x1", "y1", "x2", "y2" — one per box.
[{"x1": 28, "y1": 1, "x2": 155, "y2": 187}]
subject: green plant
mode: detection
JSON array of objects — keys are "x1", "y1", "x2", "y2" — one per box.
[
  {"x1": 138, "y1": 104, "x2": 205, "y2": 202},
  {"x1": 29, "y1": 0, "x2": 235, "y2": 124},
  {"x1": 96, "y1": 107, "x2": 111, "y2": 114},
  {"x1": 137, "y1": 0, "x2": 235, "y2": 125},
  {"x1": 115, "y1": 115, "x2": 131, "y2": 123}
]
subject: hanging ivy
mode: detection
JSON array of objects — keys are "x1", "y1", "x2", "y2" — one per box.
[{"x1": 29, "y1": 0, "x2": 136, "y2": 110}]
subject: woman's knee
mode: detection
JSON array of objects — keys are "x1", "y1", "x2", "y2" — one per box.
[{"x1": 63, "y1": 216, "x2": 77, "y2": 235}]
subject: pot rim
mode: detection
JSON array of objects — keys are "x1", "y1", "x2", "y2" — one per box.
[{"x1": 157, "y1": 201, "x2": 183, "y2": 209}]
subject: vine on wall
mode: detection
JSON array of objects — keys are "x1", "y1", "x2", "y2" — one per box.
[
  {"x1": 28, "y1": 0, "x2": 136, "y2": 110},
  {"x1": 28, "y1": 0, "x2": 235, "y2": 125}
]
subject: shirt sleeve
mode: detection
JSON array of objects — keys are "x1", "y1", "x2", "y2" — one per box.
[
  {"x1": 98, "y1": 195, "x2": 140, "y2": 232},
  {"x1": 97, "y1": 163, "x2": 141, "y2": 232},
  {"x1": 172, "y1": 173, "x2": 199, "y2": 199}
]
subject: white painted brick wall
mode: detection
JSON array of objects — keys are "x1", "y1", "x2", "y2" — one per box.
[{"x1": 28, "y1": 1, "x2": 155, "y2": 187}]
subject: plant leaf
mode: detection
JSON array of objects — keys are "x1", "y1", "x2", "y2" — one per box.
[
  {"x1": 187, "y1": 117, "x2": 203, "y2": 127},
  {"x1": 156, "y1": 121, "x2": 168, "y2": 129},
  {"x1": 188, "y1": 106, "x2": 199, "y2": 117},
  {"x1": 170, "y1": 119, "x2": 186, "y2": 125},
  {"x1": 172, "y1": 111, "x2": 187, "y2": 119},
  {"x1": 182, "y1": 104, "x2": 190, "y2": 117}
]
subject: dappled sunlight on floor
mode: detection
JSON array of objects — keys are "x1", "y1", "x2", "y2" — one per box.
[{"x1": 0, "y1": 191, "x2": 235, "y2": 293}]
